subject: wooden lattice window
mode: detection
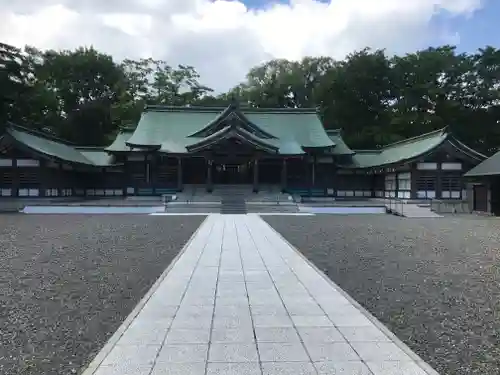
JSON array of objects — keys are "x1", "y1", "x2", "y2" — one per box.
[
  {"x1": 129, "y1": 162, "x2": 146, "y2": 183},
  {"x1": 18, "y1": 170, "x2": 39, "y2": 185},
  {"x1": 416, "y1": 175, "x2": 436, "y2": 190},
  {"x1": 441, "y1": 175, "x2": 461, "y2": 191},
  {"x1": 441, "y1": 175, "x2": 462, "y2": 199},
  {"x1": 0, "y1": 169, "x2": 13, "y2": 185}
]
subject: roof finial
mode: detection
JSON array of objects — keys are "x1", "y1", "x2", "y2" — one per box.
[{"x1": 230, "y1": 93, "x2": 239, "y2": 109}]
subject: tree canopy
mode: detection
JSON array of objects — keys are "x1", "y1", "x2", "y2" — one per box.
[{"x1": 1, "y1": 42, "x2": 499, "y2": 154}]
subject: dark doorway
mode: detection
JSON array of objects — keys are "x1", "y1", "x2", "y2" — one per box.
[
  {"x1": 213, "y1": 162, "x2": 252, "y2": 184},
  {"x1": 490, "y1": 177, "x2": 500, "y2": 216},
  {"x1": 473, "y1": 184, "x2": 488, "y2": 212}
]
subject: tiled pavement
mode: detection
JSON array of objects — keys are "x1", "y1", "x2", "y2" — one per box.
[{"x1": 83, "y1": 214, "x2": 439, "y2": 375}]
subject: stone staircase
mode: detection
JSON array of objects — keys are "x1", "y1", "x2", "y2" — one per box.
[
  {"x1": 164, "y1": 185, "x2": 299, "y2": 214},
  {"x1": 218, "y1": 185, "x2": 249, "y2": 214}
]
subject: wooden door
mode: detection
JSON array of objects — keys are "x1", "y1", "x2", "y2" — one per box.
[{"x1": 473, "y1": 184, "x2": 488, "y2": 212}]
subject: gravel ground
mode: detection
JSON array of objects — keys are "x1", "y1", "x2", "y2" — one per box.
[
  {"x1": 0, "y1": 214, "x2": 205, "y2": 375},
  {"x1": 264, "y1": 214, "x2": 500, "y2": 375}
]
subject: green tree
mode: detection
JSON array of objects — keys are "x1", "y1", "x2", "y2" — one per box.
[
  {"x1": 150, "y1": 61, "x2": 212, "y2": 105},
  {"x1": 237, "y1": 57, "x2": 336, "y2": 109},
  {"x1": 31, "y1": 46, "x2": 127, "y2": 144},
  {"x1": 320, "y1": 48, "x2": 395, "y2": 148},
  {"x1": 0, "y1": 43, "x2": 30, "y2": 127}
]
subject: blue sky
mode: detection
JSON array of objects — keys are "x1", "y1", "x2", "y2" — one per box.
[
  {"x1": 2, "y1": 0, "x2": 498, "y2": 91},
  {"x1": 243, "y1": 0, "x2": 500, "y2": 53},
  {"x1": 447, "y1": 2, "x2": 500, "y2": 52}
]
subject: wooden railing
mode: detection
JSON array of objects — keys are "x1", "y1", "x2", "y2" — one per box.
[
  {"x1": 384, "y1": 197, "x2": 405, "y2": 216},
  {"x1": 430, "y1": 199, "x2": 471, "y2": 214}
]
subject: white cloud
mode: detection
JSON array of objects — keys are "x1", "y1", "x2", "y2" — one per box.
[{"x1": 0, "y1": 0, "x2": 483, "y2": 92}]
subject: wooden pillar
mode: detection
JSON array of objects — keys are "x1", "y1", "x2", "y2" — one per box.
[
  {"x1": 12, "y1": 158, "x2": 19, "y2": 197},
  {"x1": 206, "y1": 159, "x2": 213, "y2": 192},
  {"x1": 150, "y1": 154, "x2": 157, "y2": 195},
  {"x1": 459, "y1": 171, "x2": 465, "y2": 200},
  {"x1": 395, "y1": 171, "x2": 399, "y2": 199},
  {"x1": 312, "y1": 155, "x2": 316, "y2": 189},
  {"x1": 308, "y1": 156, "x2": 312, "y2": 196},
  {"x1": 38, "y1": 159, "x2": 46, "y2": 198},
  {"x1": 253, "y1": 158, "x2": 259, "y2": 193},
  {"x1": 331, "y1": 156, "x2": 337, "y2": 197},
  {"x1": 436, "y1": 162, "x2": 442, "y2": 199},
  {"x1": 280, "y1": 158, "x2": 287, "y2": 192},
  {"x1": 370, "y1": 172, "x2": 376, "y2": 198},
  {"x1": 410, "y1": 163, "x2": 418, "y2": 199},
  {"x1": 102, "y1": 168, "x2": 107, "y2": 196},
  {"x1": 58, "y1": 163, "x2": 63, "y2": 197},
  {"x1": 123, "y1": 157, "x2": 129, "y2": 196},
  {"x1": 177, "y1": 157, "x2": 183, "y2": 191}
]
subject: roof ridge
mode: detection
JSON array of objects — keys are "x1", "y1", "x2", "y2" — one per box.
[
  {"x1": 353, "y1": 149, "x2": 382, "y2": 153},
  {"x1": 144, "y1": 104, "x2": 318, "y2": 114},
  {"x1": 120, "y1": 126, "x2": 136, "y2": 132},
  {"x1": 187, "y1": 106, "x2": 278, "y2": 139},
  {"x1": 381, "y1": 127, "x2": 448, "y2": 149},
  {"x1": 7, "y1": 123, "x2": 77, "y2": 145},
  {"x1": 448, "y1": 136, "x2": 487, "y2": 159},
  {"x1": 76, "y1": 146, "x2": 106, "y2": 151},
  {"x1": 326, "y1": 128, "x2": 342, "y2": 134}
]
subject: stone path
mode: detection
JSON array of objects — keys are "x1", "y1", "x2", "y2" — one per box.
[
  {"x1": 395, "y1": 204, "x2": 443, "y2": 218},
  {"x1": 384, "y1": 201, "x2": 443, "y2": 218},
  {"x1": 83, "y1": 214, "x2": 439, "y2": 375}
]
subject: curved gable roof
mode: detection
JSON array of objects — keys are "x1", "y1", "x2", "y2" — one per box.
[
  {"x1": 342, "y1": 127, "x2": 485, "y2": 169},
  {"x1": 124, "y1": 105, "x2": 334, "y2": 154},
  {"x1": 186, "y1": 125, "x2": 279, "y2": 153},
  {"x1": 4, "y1": 124, "x2": 117, "y2": 167}
]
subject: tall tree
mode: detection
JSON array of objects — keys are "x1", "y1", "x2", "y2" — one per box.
[
  {"x1": 239, "y1": 57, "x2": 336, "y2": 109},
  {"x1": 466, "y1": 46, "x2": 500, "y2": 153},
  {"x1": 0, "y1": 43, "x2": 30, "y2": 128},
  {"x1": 31, "y1": 46, "x2": 127, "y2": 144},
  {"x1": 321, "y1": 48, "x2": 395, "y2": 148}
]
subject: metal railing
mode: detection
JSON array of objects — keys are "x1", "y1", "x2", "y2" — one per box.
[{"x1": 384, "y1": 197, "x2": 405, "y2": 216}]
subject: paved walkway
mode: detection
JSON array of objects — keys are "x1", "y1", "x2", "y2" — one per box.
[
  {"x1": 84, "y1": 214, "x2": 439, "y2": 375},
  {"x1": 384, "y1": 202, "x2": 443, "y2": 218}
]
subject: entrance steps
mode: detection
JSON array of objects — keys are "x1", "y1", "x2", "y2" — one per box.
[
  {"x1": 167, "y1": 185, "x2": 297, "y2": 214},
  {"x1": 220, "y1": 197, "x2": 247, "y2": 214},
  {"x1": 219, "y1": 185, "x2": 248, "y2": 214},
  {"x1": 163, "y1": 202, "x2": 221, "y2": 214},
  {"x1": 246, "y1": 203, "x2": 299, "y2": 213}
]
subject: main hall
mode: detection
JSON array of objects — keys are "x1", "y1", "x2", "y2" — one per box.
[{"x1": 0, "y1": 100, "x2": 487, "y2": 201}]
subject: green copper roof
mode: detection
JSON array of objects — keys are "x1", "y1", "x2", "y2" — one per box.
[
  {"x1": 341, "y1": 127, "x2": 484, "y2": 169},
  {"x1": 186, "y1": 125, "x2": 279, "y2": 153},
  {"x1": 105, "y1": 129, "x2": 134, "y2": 152},
  {"x1": 350, "y1": 129, "x2": 448, "y2": 168},
  {"x1": 124, "y1": 105, "x2": 334, "y2": 154},
  {"x1": 6, "y1": 125, "x2": 116, "y2": 167},
  {"x1": 464, "y1": 150, "x2": 500, "y2": 177},
  {"x1": 76, "y1": 148, "x2": 116, "y2": 166},
  {"x1": 326, "y1": 129, "x2": 354, "y2": 155}
]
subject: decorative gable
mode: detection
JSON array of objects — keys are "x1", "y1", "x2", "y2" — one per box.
[{"x1": 188, "y1": 103, "x2": 277, "y2": 140}]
